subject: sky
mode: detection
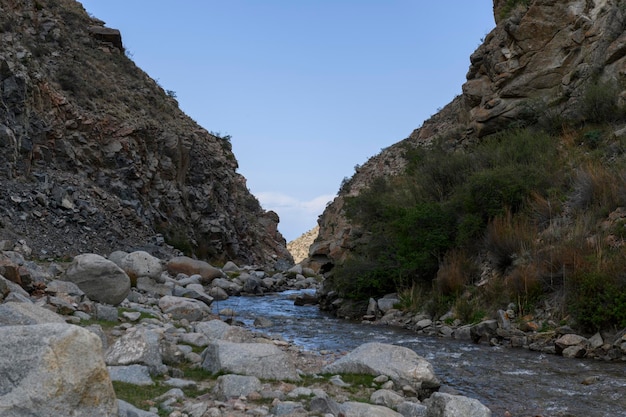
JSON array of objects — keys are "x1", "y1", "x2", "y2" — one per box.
[{"x1": 79, "y1": 1, "x2": 495, "y2": 242}]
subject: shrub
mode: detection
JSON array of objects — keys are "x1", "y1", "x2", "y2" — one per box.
[
  {"x1": 328, "y1": 258, "x2": 398, "y2": 300},
  {"x1": 396, "y1": 283, "x2": 428, "y2": 312},
  {"x1": 484, "y1": 211, "x2": 536, "y2": 273},
  {"x1": 579, "y1": 79, "x2": 623, "y2": 124},
  {"x1": 435, "y1": 250, "x2": 477, "y2": 296},
  {"x1": 390, "y1": 203, "x2": 456, "y2": 282},
  {"x1": 566, "y1": 259, "x2": 626, "y2": 331},
  {"x1": 566, "y1": 163, "x2": 626, "y2": 215},
  {"x1": 460, "y1": 166, "x2": 529, "y2": 221},
  {"x1": 499, "y1": 0, "x2": 532, "y2": 20},
  {"x1": 454, "y1": 296, "x2": 486, "y2": 324},
  {"x1": 504, "y1": 263, "x2": 544, "y2": 315}
]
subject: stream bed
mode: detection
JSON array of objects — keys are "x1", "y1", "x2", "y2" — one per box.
[{"x1": 212, "y1": 290, "x2": 626, "y2": 417}]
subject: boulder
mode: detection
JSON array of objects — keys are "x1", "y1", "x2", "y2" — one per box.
[
  {"x1": 0, "y1": 302, "x2": 65, "y2": 326},
  {"x1": 209, "y1": 286, "x2": 229, "y2": 300},
  {"x1": 158, "y1": 295, "x2": 212, "y2": 321},
  {"x1": 555, "y1": 333, "x2": 589, "y2": 355},
  {"x1": 294, "y1": 292, "x2": 319, "y2": 306},
  {"x1": 310, "y1": 395, "x2": 343, "y2": 416},
  {"x1": 377, "y1": 296, "x2": 400, "y2": 314},
  {"x1": 201, "y1": 340, "x2": 300, "y2": 381},
  {"x1": 45, "y1": 279, "x2": 86, "y2": 304},
  {"x1": 213, "y1": 374, "x2": 262, "y2": 400},
  {"x1": 370, "y1": 389, "x2": 405, "y2": 409},
  {"x1": 470, "y1": 320, "x2": 498, "y2": 344},
  {"x1": 136, "y1": 276, "x2": 173, "y2": 297},
  {"x1": 0, "y1": 323, "x2": 117, "y2": 416},
  {"x1": 222, "y1": 261, "x2": 240, "y2": 272},
  {"x1": 0, "y1": 275, "x2": 29, "y2": 299},
  {"x1": 211, "y1": 277, "x2": 243, "y2": 295},
  {"x1": 397, "y1": 401, "x2": 428, "y2": 417},
  {"x1": 62, "y1": 253, "x2": 130, "y2": 305},
  {"x1": 118, "y1": 399, "x2": 159, "y2": 417},
  {"x1": 243, "y1": 275, "x2": 264, "y2": 294},
  {"x1": 424, "y1": 392, "x2": 491, "y2": 417},
  {"x1": 107, "y1": 365, "x2": 154, "y2": 386},
  {"x1": 194, "y1": 319, "x2": 253, "y2": 342},
  {"x1": 166, "y1": 256, "x2": 223, "y2": 283},
  {"x1": 340, "y1": 401, "x2": 403, "y2": 417},
  {"x1": 322, "y1": 342, "x2": 440, "y2": 397},
  {"x1": 118, "y1": 251, "x2": 163, "y2": 283},
  {"x1": 173, "y1": 283, "x2": 213, "y2": 306},
  {"x1": 370, "y1": 389, "x2": 406, "y2": 409},
  {"x1": 105, "y1": 327, "x2": 164, "y2": 374}
]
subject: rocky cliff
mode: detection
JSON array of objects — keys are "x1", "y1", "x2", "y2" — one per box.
[
  {"x1": 287, "y1": 226, "x2": 319, "y2": 264},
  {"x1": 0, "y1": 0, "x2": 293, "y2": 266},
  {"x1": 309, "y1": 0, "x2": 626, "y2": 272}
]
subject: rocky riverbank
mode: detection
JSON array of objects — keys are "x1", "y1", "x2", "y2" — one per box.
[
  {"x1": 318, "y1": 292, "x2": 626, "y2": 363},
  {"x1": 0, "y1": 246, "x2": 493, "y2": 417}
]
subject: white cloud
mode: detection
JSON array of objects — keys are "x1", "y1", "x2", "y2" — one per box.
[{"x1": 255, "y1": 192, "x2": 335, "y2": 242}]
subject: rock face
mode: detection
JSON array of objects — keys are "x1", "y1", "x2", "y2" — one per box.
[
  {"x1": 287, "y1": 226, "x2": 319, "y2": 264},
  {"x1": 309, "y1": 0, "x2": 626, "y2": 273},
  {"x1": 0, "y1": 323, "x2": 118, "y2": 416},
  {"x1": 0, "y1": 0, "x2": 292, "y2": 267}
]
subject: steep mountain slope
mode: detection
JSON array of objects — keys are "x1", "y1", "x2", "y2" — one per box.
[
  {"x1": 309, "y1": 0, "x2": 626, "y2": 273},
  {"x1": 287, "y1": 226, "x2": 319, "y2": 264},
  {"x1": 0, "y1": 0, "x2": 293, "y2": 266}
]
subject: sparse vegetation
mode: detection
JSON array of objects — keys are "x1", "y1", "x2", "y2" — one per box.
[
  {"x1": 328, "y1": 87, "x2": 626, "y2": 331},
  {"x1": 499, "y1": 0, "x2": 532, "y2": 20}
]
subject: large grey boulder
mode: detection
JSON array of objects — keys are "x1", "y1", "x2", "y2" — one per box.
[
  {"x1": 201, "y1": 340, "x2": 300, "y2": 381},
  {"x1": 322, "y1": 342, "x2": 440, "y2": 397},
  {"x1": 213, "y1": 374, "x2": 262, "y2": 400},
  {"x1": 371, "y1": 389, "x2": 406, "y2": 409},
  {"x1": 105, "y1": 327, "x2": 164, "y2": 374},
  {"x1": 340, "y1": 401, "x2": 403, "y2": 417},
  {"x1": 194, "y1": 319, "x2": 254, "y2": 342},
  {"x1": 158, "y1": 295, "x2": 211, "y2": 321},
  {"x1": 118, "y1": 250, "x2": 163, "y2": 282},
  {"x1": 0, "y1": 323, "x2": 118, "y2": 416},
  {"x1": 0, "y1": 301, "x2": 65, "y2": 326},
  {"x1": 62, "y1": 253, "x2": 130, "y2": 305},
  {"x1": 398, "y1": 401, "x2": 428, "y2": 417},
  {"x1": 107, "y1": 365, "x2": 154, "y2": 386},
  {"x1": 425, "y1": 392, "x2": 491, "y2": 417}
]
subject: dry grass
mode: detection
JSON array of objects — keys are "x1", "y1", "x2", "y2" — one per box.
[
  {"x1": 435, "y1": 250, "x2": 477, "y2": 296},
  {"x1": 484, "y1": 210, "x2": 537, "y2": 273}
]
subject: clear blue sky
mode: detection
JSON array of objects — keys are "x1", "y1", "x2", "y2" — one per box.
[{"x1": 79, "y1": 1, "x2": 495, "y2": 242}]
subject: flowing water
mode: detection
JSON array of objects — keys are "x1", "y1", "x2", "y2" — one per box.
[{"x1": 213, "y1": 290, "x2": 626, "y2": 417}]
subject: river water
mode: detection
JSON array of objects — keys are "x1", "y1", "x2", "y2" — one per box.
[{"x1": 212, "y1": 290, "x2": 626, "y2": 417}]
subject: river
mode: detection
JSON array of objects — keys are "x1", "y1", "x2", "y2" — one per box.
[{"x1": 212, "y1": 290, "x2": 626, "y2": 417}]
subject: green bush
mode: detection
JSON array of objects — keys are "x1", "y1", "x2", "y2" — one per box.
[
  {"x1": 329, "y1": 258, "x2": 399, "y2": 300},
  {"x1": 567, "y1": 268, "x2": 626, "y2": 332},
  {"x1": 391, "y1": 203, "x2": 456, "y2": 280}
]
